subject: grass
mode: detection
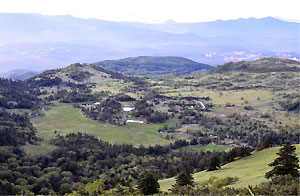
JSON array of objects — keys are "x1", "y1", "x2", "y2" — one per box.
[
  {"x1": 166, "y1": 89, "x2": 273, "y2": 107},
  {"x1": 154, "y1": 71, "x2": 299, "y2": 128},
  {"x1": 159, "y1": 144, "x2": 300, "y2": 192},
  {"x1": 31, "y1": 103, "x2": 171, "y2": 148},
  {"x1": 22, "y1": 143, "x2": 57, "y2": 156},
  {"x1": 180, "y1": 144, "x2": 232, "y2": 153}
]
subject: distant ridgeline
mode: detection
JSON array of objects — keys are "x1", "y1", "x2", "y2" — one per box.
[
  {"x1": 94, "y1": 56, "x2": 213, "y2": 76},
  {"x1": 0, "y1": 69, "x2": 39, "y2": 81},
  {"x1": 211, "y1": 57, "x2": 299, "y2": 73}
]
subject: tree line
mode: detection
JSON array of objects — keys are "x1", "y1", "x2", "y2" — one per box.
[{"x1": 0, "y1": 132, "x2": 253, "y2": 195}]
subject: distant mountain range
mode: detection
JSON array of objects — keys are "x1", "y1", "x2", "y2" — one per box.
[
  {"x1": 0, "y1": 69, "x2": 39, "y2": 80},
  {"x1": 0, "y1": 13, "x2": 299, "y2": 72}
]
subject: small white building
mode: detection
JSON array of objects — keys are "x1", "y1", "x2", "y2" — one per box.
[
  {"x1": 123, "y1": 106, "x2": 135, "y2": 112},
  {"x1": 199, "y1": 101, "x2": 206, "y2": 109},
  {"x1": 126, "y1": 120, "x2": 144, "y2": 124}
]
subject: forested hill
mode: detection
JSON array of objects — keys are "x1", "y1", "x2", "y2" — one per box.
[
  {"x1": 211, "y1": 57, "x2": 299, "y2": 73},
  {"x1": 94, "y1": 56, "x2": 213, "y2": 76},
  {"x1": 26, "y1": 63, "x2": 138, "y2": 88},
  {"x1": 24, "y1": 63, "x2": 144, "y2": 104}
]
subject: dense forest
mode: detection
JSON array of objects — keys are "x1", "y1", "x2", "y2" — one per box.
[
  {"x1": 0, "y1": 109, "x2": 39, "y2": 146},
  {"x1": 0, "y1": 133, "x2": 252, "y2": 195},
  {"x1": 0, "y1": 78, "x2": 40, "y2": 109}
]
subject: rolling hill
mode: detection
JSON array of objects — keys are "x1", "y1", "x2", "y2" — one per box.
[
  {"x1": 211, "y1": 57, "x2": 300, "y2": 73},
  {"x1": 159, "y1": 144, "x2": 300, "y2": 192},
  {"x1": 0, "y1": 69, "x2": 39, "y2": 80},
  {"x1": 94, "y1": 56, "x2": 213, "y2": 76},
  {"x1": 26, "y1": 62, "x2": 135, "y2": 88}
]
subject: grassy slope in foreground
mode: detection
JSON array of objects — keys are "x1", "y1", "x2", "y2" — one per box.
[
  {"x1": 31, "y1": 103, "x2": 172, "y2": 147},
  {"x1": 159, "y1": 144, "x2": 300, "y2": 192}
]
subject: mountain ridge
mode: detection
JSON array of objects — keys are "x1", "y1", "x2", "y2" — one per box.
[
  {"x1": 211, "y1": 57, "x2": 300, "y2": 73},
  {"x1": 0, "y1": 69, "x2": 39, "y2": 80},
  {"x1": 0, "y1": 13, "x2": 298, "y2": 72}
]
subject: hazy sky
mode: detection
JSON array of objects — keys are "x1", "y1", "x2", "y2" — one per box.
[{"x1": 1, "y1": 0, "x2": 300, "y2": 23}]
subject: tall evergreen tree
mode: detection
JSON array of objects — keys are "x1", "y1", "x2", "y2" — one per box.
[
  {"x1": 265, "y1": 142, "x2": 299, "y2": 179},
  {"x1": 207, "y1": 155, "x2": 221, "y2": 171},
  {"x1": 137, "y1": 171, "x2": 160, "y2": 195},
  {"x1": 166, "y1": 165, "x2": 177, "y2": 178},
  {"x1": 174, "y1": 160, "x2": 194, "y2": 186},
  {"x1": 175, "y1": 172, "x2": 194, "y2": 187}
]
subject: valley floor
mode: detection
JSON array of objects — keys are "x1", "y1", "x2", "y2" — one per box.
[{"x1": 27, "y1": 103, "x2": 178, "y2": 155}]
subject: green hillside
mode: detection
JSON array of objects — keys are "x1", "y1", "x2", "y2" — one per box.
[
  {"x1": 25, "y1": 62, "x2": 142, "y2": 97},
  {"x1": 211, "y1": 57, "x2": 299, "y2": 73},
  {"x1": 94, "y1": 56, "x2": 213, "y2": 76},
  {"x1": 159, "y1": 144, "x2": 300, "y2": 192},
  {"x1": 27, "y1": 63, "x2": 132, "y2": 87}
]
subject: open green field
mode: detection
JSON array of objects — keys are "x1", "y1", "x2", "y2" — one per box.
[
  {"x1": 166, "y1": 89, "x2": 273, "y2": 107},
  {"x1": 159, "y1": 144, "x2": 300, "y2": 192},
  {"x1": 180, "y1": 144, "x2": 232, "y2": 153},
  {"x1": 22, "y1": 144, "x2": 58, "y2": 156},
  {"x1": 30, "y1": 103, "x2": 171, "y2": 151}
]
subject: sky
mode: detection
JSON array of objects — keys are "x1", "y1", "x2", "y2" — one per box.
[{"x1": 0, "y1": 0, "x2": 300, "y2": 23}]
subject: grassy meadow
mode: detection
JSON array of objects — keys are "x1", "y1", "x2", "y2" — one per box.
[
  {"x1": 180, "y1": 144, "x2": 232, "y2": 153},
  {"x1": 28, "y1": 103, "x2": 173, "y2": 155},
  {"x1": 159, "y1": 144, "x2": 300, "y2": 192}
]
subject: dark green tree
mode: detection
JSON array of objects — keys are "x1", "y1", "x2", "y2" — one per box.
[
  {"x1": 174, "y1": 160, "x2": 194, "y2": 186},
  {"x1": 207, "y1": 155, "x2": 221, "y2": 171},
  {"x1": 137, "y1": 171, "x2": 160, "y2": 195},
  {"x1": 265, "y1": 142, "x2": 299, "y2": 179},
  {"x1": 166, "y1": 165, "x2": 177, "y2": 178},
  {"x1": 175, "y1": 172, "x2": 194, "y2": 187}
]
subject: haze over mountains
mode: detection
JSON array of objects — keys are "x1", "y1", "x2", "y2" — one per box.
[
  {"x1": 0, "y1": 69, "x2": 39, "y2": 80},
  {"x1": 0, "y1": 13, "x2": 299, "y2": 72}
]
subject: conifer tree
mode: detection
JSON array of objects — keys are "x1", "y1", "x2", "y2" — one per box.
[
  {"x1": 174, "y1": 160, "x2": 194, "y2": 186},
  {"x1": 137, "y1": 171, "x2": 160, "y2": 195},
  {"x1": 207, "y1": 155, "x2": 221, "y2": 171},
  {"x1": 175, "y1": 172, "x2": 194, "y2": 186},
  {"x1": 265, "y1": 142, "x2": 299, "y2": 179},
  {"x1": 166, "y1": 165, "x2": 177, "y2": 178}
]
